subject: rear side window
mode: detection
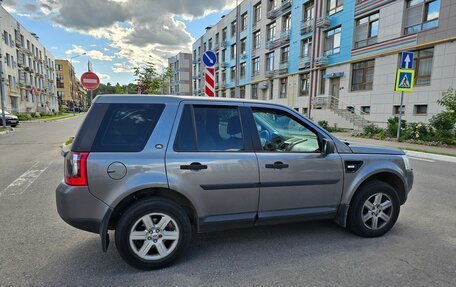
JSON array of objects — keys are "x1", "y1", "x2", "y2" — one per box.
[
  {"x1": 91, "y1": 104, "x2": 164, "y2": 152},
  {"x1": 174, "y1": 105, "x2": 245, "y2": 152}
]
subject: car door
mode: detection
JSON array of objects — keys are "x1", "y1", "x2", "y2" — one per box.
[
  {"x1": 166, "y1": 101, "x2": 260, "y2": 232},
  {"x1": 246, "y1": 104, "x2": 344, "y2": 223}
]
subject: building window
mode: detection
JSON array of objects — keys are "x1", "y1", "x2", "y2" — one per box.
[
  {"x1": 251, "y1": 83, "x2": 258, "y2": 99},
  {"x1": 300, "y1": 38, "x2": 312, "y2": 58},
  {"x1": 361, "y1": 106, "x2": 371, "y2": 114},
  {"x1": 231, "y1": 44, "x2": 237, "y2": 59},
  {"x1": 222, "y1": 70, "x2": 227, "y2": 84},
  {"x1": 268, "y1": 0, "x2": 278, "y2": 12},
  {"x1": 252, "y1": 57, "x2": 260, "y2": 76},
  {"x1": 241, "y1": 13, "x2": 248, "y2": 31},
  {"x1": 231, "y1": 66, "x2": 236, "y2": 81},
  {"x1": 208, "y1": 38, "x2": 213, "y2": 50},
  {"x1": 280, "y1": 46, "x2": 289, "y2": 63},
  {"x1": 352, "y1": 59, "x2": 375, "y2": 91},
  {"x1": 241, "y1": 38, "x2": 247, "y2": 55},
  {"x1": 327, "y1": 0, "x2": 343, "y2": 15},
  {"x1": 414, "y1": 47, "x2": 434, "y2": 86},
  {"x1": 253, "y1": 30, "x2": 261, "y2": 49},
  {"x1": 240, "y1": 86, "x2": 246, "y2": 98},
  {"x1": 303, "y1": 1, "x2": 315, "y2": 22},
  {"x1": 222, "y1": 28, "x2": 227, "y2": 41},
  {"x1": 231, "y1": 20, "x2": 237, "y2": 37},
  {"x1": 300, "y1": 73, "x2": 310, "y2": 96},
  {"x1": 222, "y1": 90, "x2": 226, "y2": 98},
  {"x1": 222, "y1": 49, "x2": 227, "y2": 62},
  {"x1": 324, "y1": 26, "x2": 341, "y2": 56},
  {"x1": 266, "y1": 52, "x2": 275, "y2": 71},
  {"x1": 414, "y1": 104, "x2": 428, "y2": 115},
  {"x1": 282, "y1": 13, "x2": 291, "y2": 32},
  {"x1": 279, "y1": 78, "x2": 287, "y2": 98},
  {"x1": 354, "y1": 13, "x2": 379, "y2": 49},
  {"x1": 320, "y1": 69, "x2": 326, "y2": 95},
  {"x1": 230, "y1": 89, "x2": 236, "y2": 98},
  {"x1": 267, "y1": 22, "x2": 276, "y2": 42},
  {"x1": 405, "y1": 0, "x2": 440, "y2": 35},
  {"x1": 254, "y1": 3, "x2": 262, "y2": 22},
  {"x1": 240, "y1": 62, "x2": 247, "y2": 79},
  {"x1": 393, "y1": 105, "x2": 406, "y2": 115}
]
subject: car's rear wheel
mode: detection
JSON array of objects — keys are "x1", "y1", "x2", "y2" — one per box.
[
  {"x1": 115, "y1": 198, "x2": 191, "y2": 270},
  {"x1": 347, "y1": 180, "x2": 400, "y2": 237}
]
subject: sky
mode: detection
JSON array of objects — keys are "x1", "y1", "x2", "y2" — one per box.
[{"x1": 2, "y1": 0, "x2": 237, "y2": 85}]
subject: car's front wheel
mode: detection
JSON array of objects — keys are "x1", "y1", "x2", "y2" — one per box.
[
  {"x1": 115, "y1": 198, "x2": 191, "y2": 270},
  {"x1": 347, "y1": 180, "x2": 400, "y2": 237}
]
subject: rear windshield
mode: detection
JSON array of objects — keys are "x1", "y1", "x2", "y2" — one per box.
[{"x1": 72, "y1": 103, "x2": 164, "y2": 152}]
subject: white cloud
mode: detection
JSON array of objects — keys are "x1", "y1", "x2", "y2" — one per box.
[
  {"x1": 112, "y1": 62, "x2": 135, "y2": 73},
  {"x1": 26, "y1": 0, "x2": 236, "y2": 68},
  {"x1": 98, "y1": 73, "x2": 111, "y2": 81},
  {"x1": 65, "y1": 45, "x2": 114, "y2": 62}
]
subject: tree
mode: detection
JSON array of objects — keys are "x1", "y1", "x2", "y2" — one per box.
[
  {"x1": 438, "y1": 88, "x2": 456, "y2": 121},
  {"x1": 114, "y1": 83, "x2": 123, "y2": 94},
  {"x1": 134, "y1": 62, "x2": 172, "y2": 94}
]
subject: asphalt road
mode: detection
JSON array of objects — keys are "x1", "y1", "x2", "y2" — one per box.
[{"x1": 0, "y1": 117, "x2": 455, "y2": 287}]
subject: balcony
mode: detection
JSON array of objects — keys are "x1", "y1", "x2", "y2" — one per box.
[
  {"x1": 315, "y1": 56, "x2": 329, "y2": 67},
  {"x1": 267, "y1": 7, "x2": 280, "y2": 19},
  {"x1": 265, "y1": 70, "x2": 275, "y2": 78},
  {"x1": 281, "y1": 0, "x2": 292, "y2": 10},
  {"x1": 316, "y1": 16, "x2": 331, "y2": 28},
  {"x1": 278, "y1": 62, "x2": 289, "y2": 74},
  {"x1": 301, "y1": 19, "x2": 314, "y2": 35},
  {"x1": 298, "y1": 56, "x2": 312, "y2": 69},
  {"x1": 266, "y1": 30, "x2": 290, "y2": 50},
  {"x1": 221, "y1": 62, "x2": 230, "y2": 69}
]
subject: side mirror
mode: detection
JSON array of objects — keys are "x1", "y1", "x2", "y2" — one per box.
[{"x1": 321, "y1": 138, "x2": 335, "y2": 155}]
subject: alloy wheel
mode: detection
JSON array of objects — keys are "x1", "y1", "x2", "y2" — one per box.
[{"x1": 361, "y1": 193, "x2": 394, "y2": 230}]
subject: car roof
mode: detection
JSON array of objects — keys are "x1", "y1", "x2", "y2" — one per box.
[{"x1": 93, "y1": 94, "x2": 286, "y2": 108}]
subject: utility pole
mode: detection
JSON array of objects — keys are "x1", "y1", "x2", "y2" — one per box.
[{"x1": 396, "y1": 91, "x2": 404, "y2": 140}]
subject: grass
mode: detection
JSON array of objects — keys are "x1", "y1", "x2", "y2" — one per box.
[
  {"x1": 36, "y1": 113, "x2": 74, "y2": 120},
  {"x1": 0, "y1": 127, "x2": 6, "y2": 133},
  {"x1": 401, "y1": 147, "x2": 456, "y2": 157},
  {"x1": 64, "y1": 138, "x2": 74, "y2": 146}
]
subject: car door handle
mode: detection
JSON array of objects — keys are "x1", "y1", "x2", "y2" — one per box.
[
  {"x1": 180, "y1": 162, "x2": 208, "y2": 171},
  {"x1": 265, "y1": 162, "x2": 289, "y2": 169}
]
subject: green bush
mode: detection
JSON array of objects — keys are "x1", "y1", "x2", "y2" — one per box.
[
  {"x1": 403, "y1": 122, "x2": 431, "y2": 141},
  {"x1": 429, "y1": 112, "x2": 456, "y2": 144},
  {"x1": 318, "y1": 120, "x2": 329, "y2": 130},
  {"x1": 17, "y1": 114, "x2": 33, "y2": 121},
  {"x1": 31, "y1": 112, "x2": 41, "y2": 118},
  {"x1": 386, "y1": 117, "x2": 407, "y2": 138},
  {"x1": 363, "y1": 124, "x2": 383, "y2": 137}
]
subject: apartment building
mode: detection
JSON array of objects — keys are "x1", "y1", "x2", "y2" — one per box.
[
  {"x1": 192, "y1": 0, "x2": 456, "y2": 128},
  {"x1": 55, "y1": 60, "x2": 87, "y2": 109},
  {"x1": 168, "y1": 52, "x2": 193, "y2": 95},
  {"x1": 0, "y1": 5, "x2": 57, "y2": 114}
]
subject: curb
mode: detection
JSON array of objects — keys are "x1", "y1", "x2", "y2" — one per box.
[
  {"x1": 0, "y1": 128, "x2": 15, "y2": 135},
  {"x1": 405, "y1": 150, "x2": 456, "y2": 164}
]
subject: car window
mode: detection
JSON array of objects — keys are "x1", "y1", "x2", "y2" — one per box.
[
  {"x1": 174, "y1": 105, "x2": 245, "y2": 152},
  {"x1": 252, "y1": 109, "x2": 320, "y2": 153},
  {"x1": 91, "y1": 104, "x2": 164, "y2": 152}
]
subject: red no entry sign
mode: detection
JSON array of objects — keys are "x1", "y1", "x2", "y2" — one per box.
[{"x1": 80, "y1": 71, "x2": 100, "y2": 91}]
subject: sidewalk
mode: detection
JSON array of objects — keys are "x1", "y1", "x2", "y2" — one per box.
[
  {"x1": 332, "y1": 132, "x2": 456, "y2": 157},
  {"x1": 21, "y1": 113, "x2": 82, "y2": 124}
]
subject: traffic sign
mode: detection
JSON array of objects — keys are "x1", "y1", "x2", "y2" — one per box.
[
  {"x1": 205, "y1": 68, "x2": 215, "y2": 97},
  {"x1": 202, "y1": 50, "x2": 217, "y2": 68},
  {"x1": 80, "y1": 71, "x2": 100, "y2": 91},
  {"x1": 401, "y1": 52, "x2": 414, "y2": 69},
  {"x1": 395, "y1": 69, "x2": 415, "y2": 92}
]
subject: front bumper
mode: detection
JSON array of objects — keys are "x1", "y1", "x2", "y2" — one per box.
[{"x1": 56, "y1": 182, "x2": 111, "y2": 234}]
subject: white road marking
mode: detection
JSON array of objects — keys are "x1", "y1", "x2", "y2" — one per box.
[
  {"x1": 408, "y1": 157, "x2": 435, "y2": 163},
  {"x1": 0, "y1": 162, "x2": 52, "y2": 197}
]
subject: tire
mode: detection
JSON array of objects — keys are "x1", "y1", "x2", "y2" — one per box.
[
  {"x1": 115, "y1": 198, "x2": 192, "y2": 270},
  {"x1": 347, "y1": 180, "x2": 400, "y2": 237}
]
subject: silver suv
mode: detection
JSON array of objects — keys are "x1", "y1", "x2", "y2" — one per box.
[{"x1": 57, "y1": 95, "x2": 414, "y2": 270}]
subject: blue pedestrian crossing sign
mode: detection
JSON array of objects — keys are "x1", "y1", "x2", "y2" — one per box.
[
  {"x1": 202, "y1": 50, "x2": 217, "y2": 68},
  {"x1": 395, "y1": 69, "x2": 415, "y2": 92}
]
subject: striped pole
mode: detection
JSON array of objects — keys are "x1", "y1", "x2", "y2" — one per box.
[{"x1": 205, "y1": 67, "x2": 215, "y2": 97}]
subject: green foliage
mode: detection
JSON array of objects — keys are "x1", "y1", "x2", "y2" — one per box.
[
  {"x1": 134, "y1": 62, "x2": 172, "y2": 94},
  {"x1": 438, "y1": 88, "x2": 456, "y2": 120},
  {"x1": 318, "y1": 120, "x2": 329, "y2": 130},
  {"x1": 16, "y1": 114, "x2": 33, "y2": 121},
  {"x1": 386, "y1": 117, "x2": 407, "y2": 138},
  {"x1": 404, "y1": 122, "x2": 430, "y2": 141},
  {"x1": 363, "y1": 124, "x2": 383, "y2": 137},
  {"x1": 31, "y1": 112, "x2": 41, "y2": 118},
  {"x1": 429, "y1": 112, "x2": 456, "y2": 144}
]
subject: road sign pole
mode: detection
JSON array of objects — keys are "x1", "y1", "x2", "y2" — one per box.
[
  {"x1": 90, "y1": 90, "x2": 93, "y2": 106},
  {"x1": 397, "y1": 91, "x2": 404, "y2": 141}
]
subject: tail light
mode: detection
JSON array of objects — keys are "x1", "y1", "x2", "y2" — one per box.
[{"x1": 65, "y1": 152, "x2": 89, "y2": 186}]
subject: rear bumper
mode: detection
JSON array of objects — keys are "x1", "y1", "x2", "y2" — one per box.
[{"x1": 56, "y1": 182, "x2": 111, "y2": 234}]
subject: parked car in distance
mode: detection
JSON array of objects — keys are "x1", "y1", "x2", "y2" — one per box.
[
  {"x1": 0, "y1": 110, "x2": 19, "y2": 127},
  {"x1": 56, "y1": 95, "x2": 414, "y2": 270}
]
